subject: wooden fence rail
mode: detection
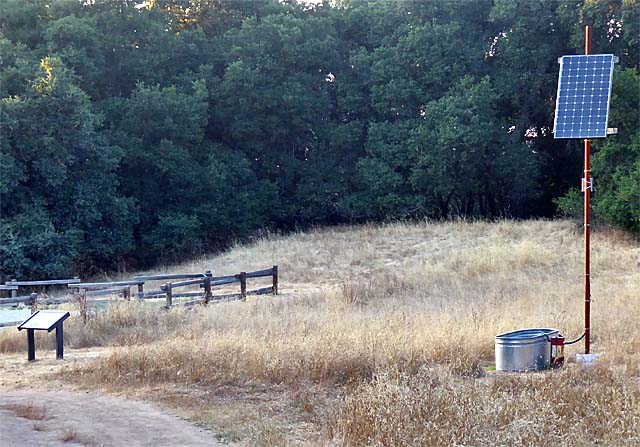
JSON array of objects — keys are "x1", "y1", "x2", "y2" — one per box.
[
  {"x1": 2, "y1": 277, "x2": 81, "y2": 299},
  {"x1": 137, "y1": 289, "x2": 166, "y2": 298},
  {"x1": 86, "y1": 288, "x2": 129, "y2": 297},
  {"x1": 159, "y1": 266, "x2": 278, "y2": 306},
  {"x1": 211, "y1": 277, "x2": 239, "y2": 287},
  {"x1": 0, "y1": 295, "x2": 32, "y2": 305},
  {"x1": 1, "y1": 266, "x2": 278, "y2": 324},
  {"x1": 68, "y1": 280, "x2": 144, "y2": 289},
  {"x1": 160, "y1": 278, "x2": 204, "y2": 289},
  {"x1": 132, "y1": 272, "x2": 211, "y2": 295},
  {"x1": 134, "y1": 273, "x2": 206, "y2": 282},
  {"x1": 7, "y1": 278, "x2": 81, "y2": 286},
  {"x1": 0, "y1": 320, "x2": 26, "y2": 328}
]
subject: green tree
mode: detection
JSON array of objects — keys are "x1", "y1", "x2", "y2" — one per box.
[
  {"x1": 212, "y1": 12, "x2": 351, "y2": 225},
  {"x1": 591, "y1": 68, "x2": 640, "y2": 231},
  {"x1": 411, "y1": 77, "x2": 541, "y2": 218},
  {"x1": 2, "y1": 0, "x2": 639, "y2": 279},
  {"x1": 555, "y1": 0, "x2": 639, "y2": 230},
  {"x1": 107, "y1": 81, "x2": 209, "y2": 258},
  {"x1": 0, "y1": 57, "x2": 136, "y2": 278}
]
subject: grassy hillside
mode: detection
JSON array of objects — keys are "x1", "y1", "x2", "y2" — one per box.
[{"x1": 2, "y1": 219, "x2": 639, "y2": 445}]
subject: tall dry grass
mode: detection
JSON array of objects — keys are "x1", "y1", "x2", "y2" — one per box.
[
  {"x1": 0, "y1": 302, "x2": 190, "y2": 353},
  {"x1": 5, "y1": 219, "x2": 638, "y2": 445},
  {"x1": 328, "y1": 364, "x2": 640, "y2": 446}
]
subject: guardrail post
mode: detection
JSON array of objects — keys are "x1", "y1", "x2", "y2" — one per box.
[
  {"x1": 165, "y1": 283, "x2": 172, "y2": 308},
  {"x1": 137, "y1": 282, "x2": 144, "y2": 299},
  {"x1": 272, "y1": 265, "x2": 278, "y2": 295},
  {"x1": 204, "y1": 271, "x2": 212, "y2": 305},
  {"x1": 240, "y1": 272, "x2": 247, "y2": 301},
  {"x1": 30, "y1": 293, "x2": 38, "y2": 314},
  {"x1": 10, "y1": 279, "x2": 17, "y2": 299},
  {"x1": 123, "y1": 287, "x2": 131, "y2": 301}
]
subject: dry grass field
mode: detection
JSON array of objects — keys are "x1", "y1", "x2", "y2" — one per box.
[{"x1": 1, "y1": 219, "x2": 639, "y2": 445}]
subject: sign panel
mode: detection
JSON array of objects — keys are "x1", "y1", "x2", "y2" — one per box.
[{"x1": 18, "y1": 310, "x2": 70, "y2": 332}]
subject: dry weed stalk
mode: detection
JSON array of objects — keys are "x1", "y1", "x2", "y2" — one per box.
[
  {"x1": 58, "y1": 427, "x2": 79, "y2": 443},
  {"x1": 1, "y1": 402, "x2": 48, "y2": 421}
]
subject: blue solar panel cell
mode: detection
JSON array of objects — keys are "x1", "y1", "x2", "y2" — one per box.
[{"x1": 553, "y1": 54, "x2": 615, "y2": 139}]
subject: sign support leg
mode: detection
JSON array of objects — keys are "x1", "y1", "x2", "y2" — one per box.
[
  {"x1": 27, "y1": 329, "x2": 35, "y2": 362},
  {"x1": 56, "y1": 325, "x2": 64, "y2": 360}
]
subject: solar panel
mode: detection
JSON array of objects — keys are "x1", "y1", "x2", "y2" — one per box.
[{"x1": 553, "y1": 54, "x2": 615, "y2": 139}]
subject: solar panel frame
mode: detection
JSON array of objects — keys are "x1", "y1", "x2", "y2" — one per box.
[{"x1": 553, "y1": 54, "x2": 615, "y2": 139}]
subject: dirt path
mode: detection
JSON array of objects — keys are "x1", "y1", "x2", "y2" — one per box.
[
  {"x1": 0, "y1": 389, "x2": 222, "y2": 446},
  {"x1": 0, "y1": 349, "x2": 223, "y2": 446}
]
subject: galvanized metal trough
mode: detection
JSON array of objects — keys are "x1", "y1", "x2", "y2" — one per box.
[{"x1": 495, "y1": 328, "x2": 559, "y2": 371}]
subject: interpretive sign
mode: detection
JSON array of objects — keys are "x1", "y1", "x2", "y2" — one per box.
[{"x1": 17, "y1": 310, "x2": 70, "y2": 361}]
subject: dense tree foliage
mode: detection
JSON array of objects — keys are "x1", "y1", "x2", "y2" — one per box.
[{"x1": 0, "y1": 0, "x2": 637, "y2": 278}]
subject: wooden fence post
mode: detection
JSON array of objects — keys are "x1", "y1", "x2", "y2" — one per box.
[
  {"x1": 30, "y1": 293, "x2": 38, "y2": 314},
  {"x1": 272, "y1": 265, "x2": 278, "y2": 295},
  {"x1": 79, "y1": 288, "x2": 87, "y2": 324},
  {"x1": 240, "y1": 272, "x2": 247, "y2": 301},
  {"x1": 73, "y1": 277, "x2": 80, "y2": 301},
  {"x1": 204, "y1": 271, "x2": 212, "y2": 305},
  {"x1": 10, "y1": 279, "x2": 17, "y2": 299},
  {"x1": 165, "y1": 283, "x2": 172, "y2": 309}
]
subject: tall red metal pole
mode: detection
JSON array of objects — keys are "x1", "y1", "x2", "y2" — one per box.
[{"x1": 584, "y1": 25, "x2": 591, "y2": 354}]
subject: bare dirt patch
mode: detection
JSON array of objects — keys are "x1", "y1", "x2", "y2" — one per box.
[
  {"x1": 0, "y1": 349, "x2": 222, "y2": 446},
  {"x1": 0, "y1": 389, "x2": 221, "y2": 447}
]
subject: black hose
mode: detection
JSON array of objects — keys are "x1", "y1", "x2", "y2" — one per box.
[
  {"x1": 544, "y1": 332, "x2": 585, "y2": 345},
  {"x1": 564, "y1": 332, "x2": 586, "y2": 345}
]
